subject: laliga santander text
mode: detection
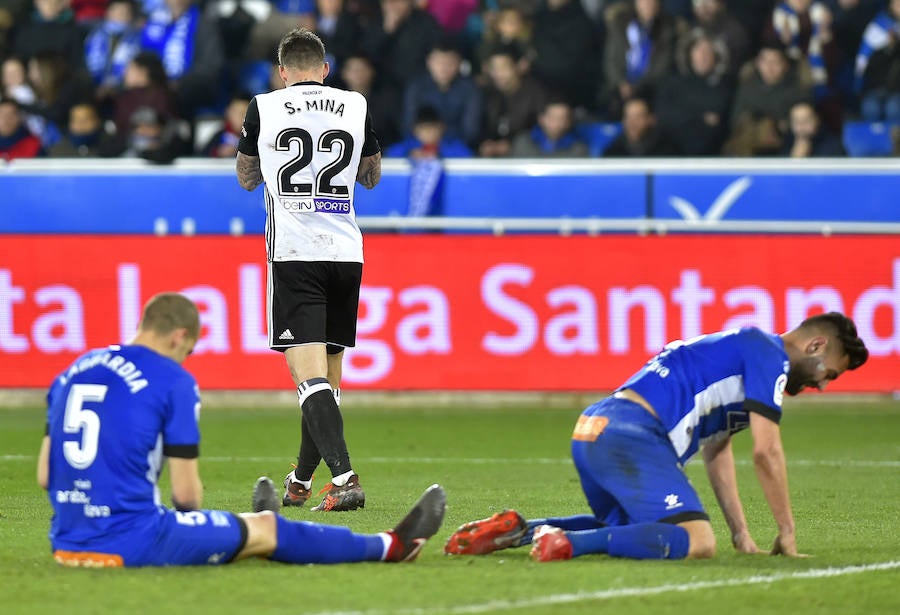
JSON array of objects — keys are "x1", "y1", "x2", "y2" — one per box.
[{"x1": 0, "y1": 235, "x2": 897, "y2": 391}]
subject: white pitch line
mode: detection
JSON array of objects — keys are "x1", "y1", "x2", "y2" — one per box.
[
  {"x1": 1, "y1": 455, "x2": 898, "y2": 468},
  {"x1": 315, "y1": 560, "x2": 900, "y2": 615}
]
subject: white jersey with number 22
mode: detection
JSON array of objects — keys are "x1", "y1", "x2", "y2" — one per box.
[{"x1": 253, "y1": 84, "x2": 369, "y2": 263}]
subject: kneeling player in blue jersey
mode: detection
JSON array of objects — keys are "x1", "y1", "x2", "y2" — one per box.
[
  {"x1": 38, "y1": 292, "x2": 445, "y2": 568},
  {"x1": 445, "y1": 313, "x2": 868, "y2": 562}
]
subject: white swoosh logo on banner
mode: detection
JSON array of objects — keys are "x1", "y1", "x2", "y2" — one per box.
[{"x1": 669, "y1": 176, "x2": 753, "y2": 222}]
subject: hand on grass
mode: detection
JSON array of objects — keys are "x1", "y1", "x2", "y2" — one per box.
[
  {"x1": 771, "y1": 533, "x2": 810, "y2": 558},
  {"x1": 732, "y1": 530, "x2": 761, "y2": 554}
]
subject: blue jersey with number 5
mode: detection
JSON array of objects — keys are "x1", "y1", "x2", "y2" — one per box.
[
  {"x1": 618, "y1": 327, "x2": 788, "y2": 464},
  {"x1": 45, "y1": 345, "x2": 200, "y2": 552}
]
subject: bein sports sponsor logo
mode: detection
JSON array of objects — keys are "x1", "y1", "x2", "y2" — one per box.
[
  {"x1": 314, "y1": 199, "x2": 351, "y2": 214},
  {"x1": 280, "y1": 199, "x2": 351, "y2": 214}
]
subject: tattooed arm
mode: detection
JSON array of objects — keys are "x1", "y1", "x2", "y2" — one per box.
[
  {"x1": 236, "y1": 151, "x2": 263, "y2": 191},
  {"x1": 356, "y1": 151, "x2": 382, "y2": 189}
]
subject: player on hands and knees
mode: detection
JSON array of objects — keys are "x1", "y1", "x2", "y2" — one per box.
[
  {"x1": 39, "y1": 292, "x2": 445, "y2": 568},
  {"x1": 235, "y1": 29, "x2": 382, "y2": 511},
  {"x1": 445, "y1": 312, "x2": 868, "y2": 561}
]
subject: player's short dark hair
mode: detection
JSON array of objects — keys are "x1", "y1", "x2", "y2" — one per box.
[
  {"x1": 278, "y1": 29, "x2": 326, "y2": 71},
  {"x1": 140, "y1": 293, "x2": 200, "y2": 340},
  {"x1": 799, "y1": 312, "x2": 868, "y2": 370}
]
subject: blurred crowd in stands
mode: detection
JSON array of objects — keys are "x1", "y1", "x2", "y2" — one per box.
[{"x1": 1, "y1": 0, "x2": 899, "y2": 163}]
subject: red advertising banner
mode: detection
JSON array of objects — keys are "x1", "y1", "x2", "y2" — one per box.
[{"x1": 1, "y1": 235, "x2": 897, "y2": 392}]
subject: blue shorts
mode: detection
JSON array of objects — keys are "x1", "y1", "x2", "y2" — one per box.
[
  {"x1": 53, "y1": 509, "x2": 248, "y2": 568},
  {"x1": 571, "y1": 397, "x2": 709, "y2": 526}
]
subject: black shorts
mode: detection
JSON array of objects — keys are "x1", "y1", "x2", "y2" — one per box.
[{"x1": 268, "y1": 261, "x2": 362, "y2": 351}]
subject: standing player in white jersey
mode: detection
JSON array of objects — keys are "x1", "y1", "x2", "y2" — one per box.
[
  {"x1": 445, "y1": 312, "x2": 868, "y2": 561},
  {"x1": 235, "y1": 29, "x2": 382, "y2": 512}
]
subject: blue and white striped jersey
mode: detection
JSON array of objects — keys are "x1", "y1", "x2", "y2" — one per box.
[
  {"x1": 619, "y1": 327, "x2": 789, "y2": 465},
  {"x1": 45, "y1": 345, "x2": 201, "y2": 551}
]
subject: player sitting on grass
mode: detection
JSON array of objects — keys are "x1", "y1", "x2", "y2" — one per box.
[
  {"x1": 38, "y1": 292, "x2": 446, "y2": 567},
  {"x1": 445, "y1": 313, "x2": 868, "y2": 562}
]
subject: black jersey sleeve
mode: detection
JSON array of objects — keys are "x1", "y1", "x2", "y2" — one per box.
[
  {"x1": 744, "y1": 399, "x2": 782, "y2": 424},
  {"x1": 237, "y1": 97, "x2": 260, "y2": 156},
  {"x1": 361, "y1": 111, "x2": 381, "y2": 157},
  {"x1": 163, "y1": 443, "x2": 200, "y2": 459}
]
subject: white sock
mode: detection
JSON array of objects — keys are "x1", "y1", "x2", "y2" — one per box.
[
  {"x1": 331, "y1": 470, "x2": 355, "y2": 487},
  {"x1": 377, "y1": 532, "x2": 393, "y2": 560},
  {"x1": 287, "y1": 473, "x2": 312, "y2": 490}
]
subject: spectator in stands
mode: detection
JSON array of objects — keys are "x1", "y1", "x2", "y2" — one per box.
[
  {"x1": 0, "y1": 1, "x2": 31, "y2": 59},
  {"x1": 531, "y1": 0, "x2": 599, "y2": 112},
  {"x1": 478, "y1": 43, "x2": 547, "y2": 158},
  {"x1": 85, "y1": 0, "x2": 142, "y2": 95},
  {"x1": 722, "y1": 110, "x2": 784, "y2": 155},
  {"x1": 387, "y1": 106, "x2": 471, "y2": 217},
  {"x1": 72, "y1": 0, "x2": 111, "y2": 24},
  {"x1": 212, "y1": 0, "x2": 260, "y2": 68},
  {"x1": 730, "y1": 43, "x2": 812, "y2": 136},
  {"x1": 825, "y1": 0, "x2": 882, "y2": 78},
  {"x1": 2, "y1": 55, "x2": 53, "y2": 142},
  {"x1": 1, "y1": 56, "x2": 35, "y2": 108},
  {"x1": 402, "y1": 39, "x2": 482, "y2": 148},
  {"x1": 690, "y1": 0, "x2": 751, "y2": 76},
  {"x1": 475, "y1": 5, "x2": 535, "y2": 76},
  {"x1": 854, "y1": 0, "x2": 900, "y2": 118},
  {"x1": 339, "y1": 53, "x2": 401, "y2": 147},
  {"x1": 200, "y1": 93, "x2": 250, "y2": 158},
  {"x1": 601, "y1": 0, "x2": 684, "y2": 119},
  {"x1": 140, "y1": 0, "x2": 225, "y2": 117},
  {"x1": 858, "y1": 36, "x2": 900, "y2": 124},
  {"x1": 26, "y1": 51, "x2": 95, "y2": 146},
  {"x1": 0, "y1": 98, "x2": 44, "y2": 160},
  {"x1": 387, "y1": 105, "x2": 473, "y2": 159},
  {"x1": 13, "y1": 0, "x2": 88, "y2": 66},
  {"x1": 48, "y1": 101, "x2": 112, "y2": 157},
  {"x1": 780, "y1": 100, "x2": 845, "y2": 156},
  {"x1": 112, "y1": 51, "x2": 178, "y2": 135},
  {"x1": 313, "y1": 0, "x2": 362, "y2": 76},
  {"x1": 604, "y1": 95, "x2": 681, "y2": 156},
  {"x1": 100, "y1": 104, "x2": 191, "y2": 162},
  {"x1": 510, "y1": 97, "x2": 588, "y2": 157},
  {"x1": 724, "y1": 0, "x2": 777, "y2": 47},
  {"x1": 764, "y1": 0, "x2": 838, "y2": 102},
  {"x1": 359, "y1": 0, "x2": 443, "y2": 91},
  {"x1": 425, "y1": 0, "x2": 478, "y2": 35},
  {"x1": 248, "y1": 1, "x2": 316, "y2": 61},
  {"x1": 655, "y1": 30, "x2": 731, "y2": 155}
]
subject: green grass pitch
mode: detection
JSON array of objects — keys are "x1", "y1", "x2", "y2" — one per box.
[{"x1": 1, "y1": 398, "x2": 898, "y2": 614}]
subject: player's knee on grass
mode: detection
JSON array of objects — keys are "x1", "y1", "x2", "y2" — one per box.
[
  {"x1": 682, "y1": 520, "x2": 717, "y2": 559},
  {"x1": 235, "y1": 511, "x2": 278, "y2": 559}
]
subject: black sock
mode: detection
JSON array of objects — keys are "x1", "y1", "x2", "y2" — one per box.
[
  {"x1": 294, "y1": 414, "x2": 321, "y2": 482},
  {"x1": 297, "y1": 378, "x2": 352, "y2": 477}
]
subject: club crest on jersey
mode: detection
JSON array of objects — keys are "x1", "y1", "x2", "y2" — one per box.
[{"x1": 773, "y1": 373, "x2": 787, "y2": 406}]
